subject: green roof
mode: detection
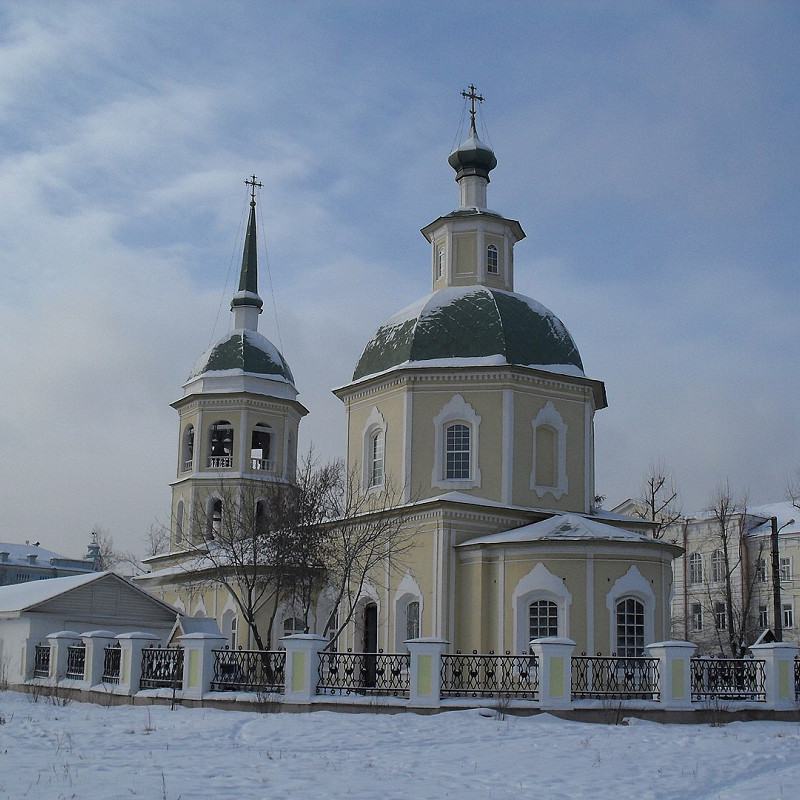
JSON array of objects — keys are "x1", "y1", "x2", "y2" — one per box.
[
  {"x1": 352, "y1": 287, "x2": 584, "y2": 381},
  {"x1": 189, "y1": 330, "x2": 294, "y2": 384}
]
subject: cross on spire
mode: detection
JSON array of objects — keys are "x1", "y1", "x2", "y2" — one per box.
[
  {"x1": 461, "y1": 84, "x2": 484, "y2": 128},
  {"x1": 244, "y1": 174, "x2": 263, "y2": 206}
]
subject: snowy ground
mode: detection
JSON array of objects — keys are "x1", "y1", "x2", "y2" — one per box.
[{"x1": 1, "y1": 691, "x2": 799, "y2": 799}]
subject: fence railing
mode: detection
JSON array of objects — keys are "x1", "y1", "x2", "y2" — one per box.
[
  {"x1": 102, "y1": 644, "x2": 121, "y2": 684},
  {"x1": 796, "y1": 656, "x2": 800, "y2": 702},
  {"x1": 440, "y1": 651, "x2": 539, "y2": 699},
  {"x1": 65, "y1": 644, "x2": 86, "y2": 680},
  {"x1": 317, "y1": 650, "x2": 410, "y2": 696},
  {"x1": 690, "y1": 656, "x2": 766, "y2": 702},
  {"x1": 33, "y1": 644, "x2": 50, "y2": 679},
  {"x1": 571, "y1": 654, "x2": 660, "y2": 701},
  {"x1": 140, "y1": 645, "x2": 184, "y2": 690},
  {"x1": 211, "y1": 648, "x2": 286, "y2": 692}
]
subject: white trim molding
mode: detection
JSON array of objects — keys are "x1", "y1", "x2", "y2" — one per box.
[
  {"x1": 511, "y1": 562, "x2": 572, "y2": 653},
  {"x1": 432, "y1": 394, "x2": 481, "y2": 490},
  {"x1": 605, "y1": 565, "x2": 656, "y2": 654},
  {"x1": 530, "y1": 401, "x2": 568, "y2": 500}
]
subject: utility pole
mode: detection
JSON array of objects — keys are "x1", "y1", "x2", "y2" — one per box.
[{"x1": 770, "y1": 516, "x2": 782, "y2": 642}]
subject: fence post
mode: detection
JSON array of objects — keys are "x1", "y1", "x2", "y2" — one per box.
[
  {"x1": 282, "y1": 634, "x2": 327, "y2": 705},
  {"x1": 645, "y1": 640, "x2": 696, "y2": 710},
  {"x1": 407, "y1": 637, "x2": 448, "y2": 709},
  {"x1": 529, "y1": 637, "x2": 575, "y2": 710},
  {"x1": 178, "y1": 632, "x2": 227, "y2": 699},
  {"x1": 116, "y1": 632, "x2": 160, "y2": 695},
  {"x1": 46, "y1": 630, "x2": 81, "y2": 682},
  {"x1": 750, "y1": 641, "x2": 800, "y2": 710},
  {"x1": 81, "y1": 630, "x2": 117, "y2": 688}
]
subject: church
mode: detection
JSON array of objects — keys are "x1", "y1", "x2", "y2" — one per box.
[{"x1": 138, "y1": 89, "x2": 680, "y2": 659}]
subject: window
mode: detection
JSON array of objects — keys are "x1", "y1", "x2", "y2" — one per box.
[
  {"x1": 755, "y1": 558, "x2": 767, "y2": 582},
  {"x1": 250, "y1": 423, "x2": 272, "y2": 471},
  {"x1": 283, "y1": 617, "x2": 304, "y2": 635},
  {"x1": 445, "y1": 424, "x2": 470, "y2": 480},
  {"x1": 691, "y1": 602, "x2": 703, "y2": 632},
  {"x1": 175, "y1": 500, "x2": 184, "y2": 545},
  {"x1": 405, "y1": 601, "x2": 420, "y2": 640},
  {"x1": 181, "y1": 424, "x2": 194, "y2": 472},
  {"x1": 486, "y1": 244, "x2": 499, "y2": 274},
  {"x1": 780, "y1": 557, "x2": 792, "y2": 582},
  {"x1": 616, "y1": 598, "x2": 645, "y2": 657},
  {"x1": 370, "y1": 430, "x2": 384, "y2": 487},
  {"x1": 207, "y1": 498, "x2": 222, "y2": 539},
  {"x1": 758, "y1": 604, "x2": 769, "y2": 628},
  {"x1": 437, "y1": 246, "x2": 445, "y2": 279},
  {"x1": 783, "y1": 603, "x2": 794, "y2": 630},
  {"x1": 711, "y1": 550, "x2": 725, "y2": 583},
  {"x1": 688, "y1": 552, "x2": 703, "y2": 585},
  {"x1": 529, "y1": 599, "x2": 558, "y2": 641},
  {"x1": 714, "y1": 602, "x2": 726, "y2": 630},
  {"x1": 208, "y1": 421, "x2": 234, "y2": 468}
]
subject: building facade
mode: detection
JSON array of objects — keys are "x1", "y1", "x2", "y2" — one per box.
[{"x1": 0, "y1": 542, "x2": 98, "y2": 587}]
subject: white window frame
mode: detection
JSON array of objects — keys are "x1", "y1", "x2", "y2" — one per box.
[
  {"x1": 393, "y1": 573, "x2": 423, "y2": 650},
  {"x1": 605, "y1": 566, "x2": 655, "y2": 655},
  {"x1": 758, "y1": 604, "x2": 769, "y2": 628},
  {"x1": 361, "y1": 407, "x2": 387, "y2": 493},
  {"x1": 780, "y1": 556, "x2": 792, "y2": 582},
  {"x1": 783, "y1": 603, "x2": 794, "y2": 630},
  {"x1": 487, "y1": 244, "x2": 499, "y2": 275},
  {"x1": 615, "y1": 597, "x2": 646, "y2": 657},
  {"x1": 691, "y1": 602, "x2": 703, "y2": 632},
  {"x1": 512, "y1": 563, "x2": 572, "y2": 653},
  {"x1": 432, "y1": 395, "x2": 481, "y2": 490},
  {"x1": 688, "y1": 552, "x2": 703, "y2": 586},
  {"x1": 711, "y1": 550, "x2": 725, "y2": 583},
  {"x1": 530, "y1": 401, "x2": 568, "y2": 500},
  {"x1": 714, "y1": 601, "x2": 726, "y2": 630}
]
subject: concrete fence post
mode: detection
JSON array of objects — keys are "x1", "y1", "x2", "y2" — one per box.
[
  {"x1": 530, "y1": 637, "x2": 575, "y2": 710},
  {"x1": 407, "y1": 637, "x2": 448, "y2": 709},
  {"x1": 116, "y1": 632, "x2": 160, "y2": 695},
  {"x1": 645, "y1": 640, "x2": 697, "y2": 710},
  {"x1": 750, "y1": 641, "x2": 800, "y2": 711},
  {"x1": 46, "y1": 630, "x2": 82, "y2": 682},
  {"x1": 178, "y1": 632, "x2": 227, "y2": 699},
  {"x1": 282, "y1": 634, "x2": 328, "y2": 704},
  {"x1": 81, "y1": 630, "x2": 117, "y2": 688}
]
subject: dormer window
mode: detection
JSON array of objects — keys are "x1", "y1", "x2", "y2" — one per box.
[{"x1": 487, "y1": 244, "x2": 499, "y2": 274}]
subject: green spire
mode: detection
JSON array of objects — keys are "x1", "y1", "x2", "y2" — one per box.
[{"x1": 232, "y1": 175, "x2": 263, "y2": 310}]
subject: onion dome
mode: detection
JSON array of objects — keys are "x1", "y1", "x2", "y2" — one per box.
[
  {"x1": 352, "y1": 286, "x2": 584, "y2": 382},
  {"x1": 447, "y1": 122, "x2": 497, "y2": 181}
]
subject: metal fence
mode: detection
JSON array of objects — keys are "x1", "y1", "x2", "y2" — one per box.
[
  {"x1": 571, "y1": 654, "x2": 660, "y2": 700},
  {"x1": 440, "y1": 651, "x2": 539, "y2": 699},
  {"x1": 65, "y1": 644, "x2": 86, "y2": 680},
  {"x1": 102, "y1": 644, "x2": 121, "y2": 684},
  {"x1": 33, "y1": 644, "x2": 50, "y2": 679},
  {"x1": 140, "y1": 645, "x2": 184, "y2": 690},
  {"x1": 317, "y1": 650, "x2": 410, "y2": 697},
  {"x1": 690, "y1": 656, "x2": 766, "y2": 702},
  {"x1": 211, "y1": 648, "x2": 286, "y2": 692}
]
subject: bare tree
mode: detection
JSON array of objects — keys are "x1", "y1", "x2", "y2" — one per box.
[
  {"x1": 90, "y1": 527, "x2": 139, "y2": 573},
  {"x1": 635, "y1": 461, "x2": 682, "y2": 539},
  {"x1": 786, "y1": 465, "x2": 800, "y2": 510},
  {"x1": 144, "y1": 522, "x2": 170, "y2": 558}
]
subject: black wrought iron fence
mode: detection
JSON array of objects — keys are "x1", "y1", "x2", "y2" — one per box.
[
  {"x1": 102, "y1": 643, "x2": 121, "y2": 684},
  {"x1": 795, "y1": 656, "x2": 800, "y2": 702},
  {"x1": 33, "y1": 644, "x2": 50, "y2": 679},
  {"x1": 211, "y1": 648, "x2": 286, "y2": 692},
  {"x1": 65, "y1": 644, "x2": 86, "y2": 680},
  {"x1": 571, "y1": 653, "x2": 660, "y2": 700},
  {"x1": 140, "y1": 645, "x2": 184, "y2": 690},
  {"x1": 690, "y1": 656, "x2": 765, "y2": 702},
  {"x1": 317, "y1": 650, "x2": 410, "y2": 696},
  {"x1": 440, "y1": 651, "x2": 539, "y2": 699}
]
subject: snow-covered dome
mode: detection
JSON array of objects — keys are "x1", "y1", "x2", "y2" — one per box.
[
  {"x1": 352, "y1": 285, "x2": 584, "y2": 381},
  {"x1": 189, "y1": 329, "x2": 294, "y2": 385}
]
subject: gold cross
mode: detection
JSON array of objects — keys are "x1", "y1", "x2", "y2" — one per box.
[
  {"x1": 461, "y1": 84, "x2": 484, "y2": 126},
  {"x1": 244, "y1": 174, "x2": 263, "y2": 205}
]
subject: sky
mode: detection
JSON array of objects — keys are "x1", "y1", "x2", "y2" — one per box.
[{"x1": 1, "y1": 1, "x2": 798, "y2": 559}]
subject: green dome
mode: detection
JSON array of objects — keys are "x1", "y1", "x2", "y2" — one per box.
[
  {"x1": 353, "y1": 286, "x2": 584, "y2": 381},
  {"x1": 189, "y1": 329, "x2": 295, "y2": 385}
]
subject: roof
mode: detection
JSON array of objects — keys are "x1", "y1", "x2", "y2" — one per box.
[
  {"x1": 458, "y1": 513, "x2": 675, "y2": 549},
  {"x1": 188, "y1": 329, "x2": 295, "y2": 384},
  {"x1": 352, "y1": 286, "x2": 585, "y2": 382},
  {"x1": 0, "y1": 542, "x2": 94, "y2": 571},
  {"x1": 0, "y1": 571, "x2": 105, "y2": 613}
]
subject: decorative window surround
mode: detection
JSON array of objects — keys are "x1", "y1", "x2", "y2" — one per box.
[
  {"x1": 361, "y1": 407, "x2": 387, "y2": 493},
  {"x1": 605, "y1": 566, "x2": 655, "y2": 654},
  {"x1": 432, "y1": 395, "x2": 481, "y2": 490},
  {"x1": 393, "y1": 573, "x2": 423, "y2": 650},
  {"x1": 512, "y1": 563, "x2": 572, "y2": 653},
  {"x1": 530, "y1": 401, "x2": 568, "y2": 500}
]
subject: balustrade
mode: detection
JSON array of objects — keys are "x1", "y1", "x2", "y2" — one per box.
[
  {"x1": 317, "y1": 650, "x2": 410, "y2": 696},
  {"x1": 440, "y1": 650, "x2": 539, "y2": 698},
  {"x1": 211, "y1": 648, "x2": 285, "y2": 692},
  {"x1": 690, "y1": 656, "x2": 765, "y2": 702},
  {"x1": 571, "y1": 653, "x2": 660, "y2": 700}
]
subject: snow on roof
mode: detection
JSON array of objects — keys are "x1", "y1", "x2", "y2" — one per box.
[
  {"x1": 0, "y1": 571, "x2": 105, "y2": 613},
  {"x1": 0, "y1": 541, "x2": 91, "y2": 568},
  {"x1": 747, "y1": 501, "x2": 800, "y2": 535},
  {"x1": 458, "y1": 513, "x2": 658, "y2": 547}
]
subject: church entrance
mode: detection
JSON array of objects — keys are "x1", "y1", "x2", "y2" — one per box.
[{"x1": 362, "y1": 602, "x2": 378, "y2": 687}]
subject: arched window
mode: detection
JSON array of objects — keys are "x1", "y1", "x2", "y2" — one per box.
[
  {"x1": 437, "y1": 245, "x2": 445, "y2": 279},
  {"x1": 529, "y1": 599, "x2": 558, "y2": 640},
  {"x1": 688, "y1": 552, "x2": 703, "y2": 585},
  {"x1": 208, "y1": 421, "x2": 234, "y2": 468},
  {"x1": 250, "y1": 423, "x2": 272, "y2": 471},
  {"x1": 175, "y1": 500, "x2": 184, "y2": 545},
  {"x1": 405, "y1": 601, "x2": 420, "y2": 640},
  {"x1": 530, "y1": 402, "x2": 568, "y2": 499},
  {"x1": 181, "y1": 424, "x2": 194, "y2": 472},
  {"x1": 711, "y1": 550, "x2": 725, "y2": 583},
  {"x1": 487, "y1": 244, "x2": 499, "y2": 274},
  {"x1": 445, "y1": 423, "x2": 470, "y2": 480},
  {"x1": 283, "y1": 617, "x2": 304, "y2": 635},
  {"x1": 207, "y1": 498, "x2": 222, "y2": 540},
  {"x1": 370, "y1": 430, "x2": 384, "y2": 488},
  {"x1": 616, "y1": 597, "x2": 645, "y2": 657}
]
